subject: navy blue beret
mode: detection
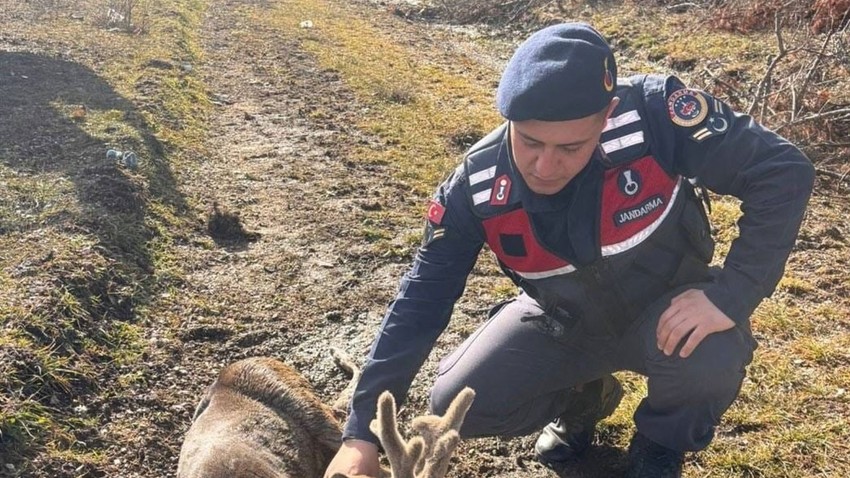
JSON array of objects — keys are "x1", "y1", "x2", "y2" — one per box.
[{"x1": 497, "y1": 23, "x2": 617, "y2": 121}]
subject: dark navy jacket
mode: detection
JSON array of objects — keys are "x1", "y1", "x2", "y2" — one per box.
[{"x1": 343, "y1": 74, "x2": 814, "y2": 442}]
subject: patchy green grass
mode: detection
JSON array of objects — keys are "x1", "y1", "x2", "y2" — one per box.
[
  {"x1": 0, "y1": 0, "x2": 211, "y2": 468},
  {"x1": 260, "y1": 0, "x2": 502, "y2": 195}
]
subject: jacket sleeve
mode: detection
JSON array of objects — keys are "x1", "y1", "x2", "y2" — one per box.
[
  {"x1": 657, "y1": 76, "x2": 815, "y2": 325},
  {"x1": 342, "y1": 168, "x2": 484, "y2": 443}
]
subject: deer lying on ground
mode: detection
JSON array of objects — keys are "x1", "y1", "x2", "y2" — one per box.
[{"x1": 176, "y1": 350, "x2": 474, "y2": 478}]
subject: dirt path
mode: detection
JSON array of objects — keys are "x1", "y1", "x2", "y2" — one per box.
[
  {"x1": 96, "y1": 0, "x2": 504, "y2": 476},
  {"x1": 106, "y1": 0, "x2": 408, "y2": 476}
]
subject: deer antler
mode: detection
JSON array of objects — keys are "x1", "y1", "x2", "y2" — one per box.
[
  {"x1": 370, "y1": 391, "x2": 424, "y2": 477},
  {"x1": 409, "y1": 387, "x2": 474, "y2": 477},
  {"x1": 369, "y1": 387, "x2": 475, "y2": 478}
]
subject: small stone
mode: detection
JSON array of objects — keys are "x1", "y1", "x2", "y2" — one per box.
[{"x1": 122, "y1": 151, "x2": 139, "y2": 169}]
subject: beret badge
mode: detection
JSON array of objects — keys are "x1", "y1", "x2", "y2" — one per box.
[{"x1": 603, "y1": 57, "x2": 614, "y2": 92}]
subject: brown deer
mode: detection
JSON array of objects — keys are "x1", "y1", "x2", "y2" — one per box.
[{"x1": 176, "y1": 350, "x2": 474, "y2": 478}]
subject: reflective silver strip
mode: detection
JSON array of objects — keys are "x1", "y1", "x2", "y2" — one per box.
[
  {"x1": 603, "y1": 110, "x2": 640, "y2": 132},
  {"x1": 713, "y1": 98, "x2": 723, "y2": 112},
  {"x1": 515, "y1": 263, "x2": 577, "y2": 279},
  {"x1": 601, "y1": 131, "x2": 644, "y2": 154},
  {"x1": 601, "y1": 178, "x2": 682, "y2": 256},
  {"x1": 469, "y1": 166, "x2": 497, "y2": 186},
  {"x1": 472, "y1": 189, "x2": 492, "y2": 205}
]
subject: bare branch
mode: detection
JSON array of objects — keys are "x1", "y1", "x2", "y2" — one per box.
[
  {"x1": 777, "y1": 107, "x2": 850, "y2": 130},
  {"x1": 793, "y1": 29, "x2": 835, "y2": 120},
  {"x1": 804, "y1": 142, "x2": 850, "y2": 148},
  {"x1": 815, "y1": 166, "x2": 850, "y2": 182},
  {"x1": 748, "y1": 11, "x2": 790, "y2": 117}
]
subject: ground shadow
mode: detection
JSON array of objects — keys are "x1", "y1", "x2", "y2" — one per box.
[
  {"x1": 206, "y1": 201, "x2": 260, "y2": 250},
  {"x1": 551, "y1": 444, "x2": 630, "y2": 477},
  {"x1": 0, "y1": 51, "x2": 189, "y2": 273}
]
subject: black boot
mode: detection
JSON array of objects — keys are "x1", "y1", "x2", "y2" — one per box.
[
  {"x1": 624, "y1": 432, "x2": 685, "y2": 478},
  {"x1": 534, "y1": 375, "x2": 624, "y2": 467}
]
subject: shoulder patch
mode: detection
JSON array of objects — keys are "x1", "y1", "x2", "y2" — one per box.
[
  {"x1": 426, "y1": 199, "x2": 446, "y2": 225},
  {"x1": 423, "y1": 199, "x2": 447, "y2": 246},
  {"x1": 689, "y1": 96, "x2": 729, "y2": 142},
  {"x1": 489, "y1": 175, "x2": 512, "y2": 206},
  {"x1": 667, "y1": 89, "x2": 708, "y2": 127}
]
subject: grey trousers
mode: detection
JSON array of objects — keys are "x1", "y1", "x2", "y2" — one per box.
[{"x1": 429, "y1": 285, "x2": 756, "y2": 452}]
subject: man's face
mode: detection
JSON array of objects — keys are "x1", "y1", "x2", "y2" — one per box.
[{"x1": 509, "y1": 100, "x2": 617, "y2": 195}]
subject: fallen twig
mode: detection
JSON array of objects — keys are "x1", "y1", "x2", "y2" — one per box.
[
  {"x1": 666, "y1": 2, "x2": 700, "y2": 13},
  {"x1": 805, "y1": 142, "x2": 850, "y2": 148}
]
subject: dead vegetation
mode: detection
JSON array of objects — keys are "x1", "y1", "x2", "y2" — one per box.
[{"x1": 704, "y1": 1, "x2": 850, "y2": 181}]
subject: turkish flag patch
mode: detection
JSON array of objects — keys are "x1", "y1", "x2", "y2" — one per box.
[{"x1": 427, "y1": 200, "x2": 446, "y2": 225}]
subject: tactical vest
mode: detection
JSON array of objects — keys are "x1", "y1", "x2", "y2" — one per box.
[{"x1": 463, "y1": 75, "x2": 715, "y2": 336}]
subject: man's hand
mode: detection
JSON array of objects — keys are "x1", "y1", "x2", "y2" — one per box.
[
  {"x1": 323, "y1": 439, "x2": 381, "y2": 478},
  {"x1": 656, "y1": 289, "x2": 735, "y2": 358}
]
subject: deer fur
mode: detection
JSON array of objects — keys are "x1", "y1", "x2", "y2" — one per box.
[{"x1": 177, "y1": 350, "x2": 357, "y2": 478}]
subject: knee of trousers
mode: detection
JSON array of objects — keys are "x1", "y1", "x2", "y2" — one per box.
[
  {"x1": 429, "y1": 374, "x2": 516, "y2": 437},
  {"x1": 648, "y1": 327, "x2": 754, "y2": 406}
]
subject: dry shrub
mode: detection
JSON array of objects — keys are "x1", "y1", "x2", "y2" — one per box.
[
  {"x1": 811, "y1": 0, "x2": 850, "y2": 33},
  {"x1": 743, "y1": 28, "x2": 850, "y2": 167},
  {"x1": 710, "y1": 0, "x2": 849, "y2": 33},
  {"x1": 710, "y1": 0, "x2": 813, "y2": 33},
  {"x1": 413, "y1": 0, "x2": 556, "y2": 25}
]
